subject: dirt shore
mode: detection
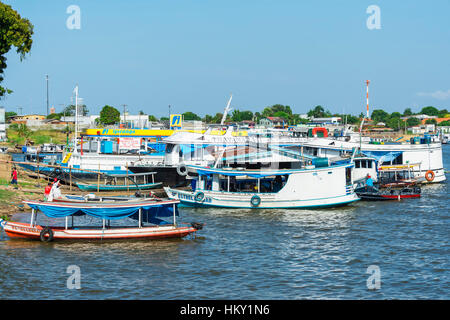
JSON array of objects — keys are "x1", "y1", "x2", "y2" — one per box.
[{"x1": 0, "y1": 153, "x2": 173, "y2": 219}]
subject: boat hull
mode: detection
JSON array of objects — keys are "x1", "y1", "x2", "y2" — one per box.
[
  {"x1": 1, "y1": 221, "x2": 197, "y2": 241},
  {"x1": 356, "y1": 193, "x2": 421, "y2": 201},
  {"x1": 165, "y1": 187, "x2": 360, "y2": 209},
  {"x1": 128, "y1": 165, "x2": 189, "y2": 187},
  {"x1": 75, "y1": 182, "x2": 163, "y2": 191}
]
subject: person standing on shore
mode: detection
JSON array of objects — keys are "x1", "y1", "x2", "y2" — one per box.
[{"x1": 10, "y1": 167, "x2": 18, "y2": 189}]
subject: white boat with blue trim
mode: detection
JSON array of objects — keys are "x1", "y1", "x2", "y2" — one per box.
[{"x1": 164, "y1": 163, "x2": 359, "y2": 209}]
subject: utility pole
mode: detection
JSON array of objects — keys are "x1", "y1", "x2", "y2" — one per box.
[
  {"x1": 169, "y1": 105, "x2": 171, "y2": 119},
  {"x1": 46, "y1": 75, "x2": 49, "y2": 116},
  {"x1": 365, "y1": 80, "x2": 370, "y2": 119},
  {"x1": 122, "y1": 104, "x2": 127, "y2": 128}
]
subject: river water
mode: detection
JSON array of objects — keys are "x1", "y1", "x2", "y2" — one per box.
[{"x1": 0, "y1": 148, "x2": 448, "y2": 299}]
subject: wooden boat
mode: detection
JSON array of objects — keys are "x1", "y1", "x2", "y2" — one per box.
[
  {"x1": 377, "y1": 163, "x2": 422, "y2": 187},
  {"x1": 165, "y1": 163, "x2": 359, "y2": 209},
  {"x1": 354, "y1": 185, "x2": 421, "y2": 201},
  {"x1": 75, "y1": 172, "x2": 162, "y2": 191},
  {"x1": 0, "y1": 199, "x2": 203, "y2": 242}
]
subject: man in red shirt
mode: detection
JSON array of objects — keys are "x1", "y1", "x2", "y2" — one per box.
[
  {"x1": 10, "y1": 167, "x2": 18, "y2": 189},
  {"x1": 44, "y1": 182, "x2": 52, "y2": 201}
]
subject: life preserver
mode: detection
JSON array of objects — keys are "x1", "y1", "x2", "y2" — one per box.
[
  {"x1": 425, "y1": 170, "x2": 435, "y2": 182},
  {"x1": 250, "y1": 195, "x2": 261, "y2": 207},
  {"x1": 40, "y1": 227, "x2": 54, "y2": 242},
  {"x1": 194, "y1": 192, "x2": 205, "y2": 202},
  {"x1": 177, "y1": 164, "x2": 188, "y2": 176}
]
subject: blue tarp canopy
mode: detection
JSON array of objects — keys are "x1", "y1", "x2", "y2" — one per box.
[
  {"x1": 27, "y1": 203, "x2": 178, "y2": 223},
  {"x1": 362, "y1": 151, "x2": 402, "y2": 163}
]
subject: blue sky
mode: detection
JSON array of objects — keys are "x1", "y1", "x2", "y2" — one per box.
[{"x1": 1, "y1": 0, "x2": 449, "y2": 117}]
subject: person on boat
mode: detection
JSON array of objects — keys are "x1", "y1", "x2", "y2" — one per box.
[
  {"x1": 366, "y1": 174, "x2": 374, "y2": 187},
  {"x1": 10, "y1": 167, "x2": 18, "y2": 189},
  {"x1": 48, "y1": 180, "x2": 62, "y2": 202},
  {"x1": 44, "y1": 182, "x2": 52, "y2": 201}
]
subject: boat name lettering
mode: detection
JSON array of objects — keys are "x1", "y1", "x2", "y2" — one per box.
[
  {"x1": 11, "y1": 225, "x2": 39, "y2": 233},
  {"x1": 178, "y1": 193, "x2": 211, "y2": 203}
]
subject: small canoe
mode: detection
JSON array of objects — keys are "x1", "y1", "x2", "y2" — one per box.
[{"x1": 75, "y1": 181, "x2": 162, "y2": 191}]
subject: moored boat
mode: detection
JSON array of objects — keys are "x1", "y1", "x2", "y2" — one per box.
[
  {"x1": 164, "y1": 163, "x2": 359, "y2": 209},
  {"x1": 75, "y1": 172, "x2": 162, "y2": 191},
  {"x1": 0, "y1": 199, "x2": 203, "y2": 241},
  {"x1": 354, "y1": 185, "x2": 421, "y2": 201}
]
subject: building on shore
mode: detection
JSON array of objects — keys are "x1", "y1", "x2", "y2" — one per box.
[
  {"x1": 259, "y1": 117, "x2": 287, "y2": 128},
  {"x1": 11, "y1": 114, "x2": 46, "y2": 124},
  {"x1": 0, "y1": 107, "x2": 5, "y2": 141}
]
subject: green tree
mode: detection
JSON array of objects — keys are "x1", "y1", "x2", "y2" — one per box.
[
  {"x1": 0, "y1": 3, "x2": 33, "y2": 97},
  {"x1": 98, "y1": 105, "x2": 120, "y2": 125},
  {"x1": 307, "y1": 105, "x2": 331, "y2": 118},
  {"x1": 420, "y1": 106, "x2": 439, "y2": 116},
  {"x1": 403, "y1": 108, "x2": 413, "y2": 116},
  {"x1": 182, "y1": 111, "x2": 201, "y2": 121},
  {"x1": 5, "y1": 111, "x2": 16, "y2": 120},
  {"x1": 62, "y1": 104, "x2": 89, "y2": 116},
  {"x1": 371, "y1": 109, "x2": 390, "y2": 123},
  {"x1": 262, "y1": 104, "x2": 292, "y2": 118},
  {"x1": 47, "y1": 113, "x2": 62, "y2": 120},
  {"x1": 425, "y1": 119, "x2": 437, "y2": 125},
  {"x1": 148, "y1": 115, "x2": 158, "y2": 122},
  {"x1": 273, "y1": 111, "x2": 289, "y2": 120},
  {"x1": 202, "y1": 114, "x2": 213, "y2": 123},
  {"x1": 231, "y1": 109, "x2": 253, "y2": 122},
  {"x1": 438, "y1": 120, "x2": 450, "y2": 126},
  {"x1": 16, "y1": 123, "x2": 31, "y2": 138},
  {"x1": 390, "y1": 112, "x2": 402, "y2": 119},
  {"x1": 438, "y1": 109, "x2": 449, "y2": 118},
  {"x1": 211, "y1": 113, "x2": 223, "y2": 123},
  {"x1": 406, "y1": 117, "x2": 421, "y2": 127},
  {"x1": 386, "y1": 117, "x2": 404, "y2": 130}
]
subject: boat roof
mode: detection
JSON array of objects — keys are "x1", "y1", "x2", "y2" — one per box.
[
  {"x1": 379, "y1": 163, "x2": 421, "y2": 171},
  {"x1": 187, "y1": 162, "x2": 353, "y2": 177}
]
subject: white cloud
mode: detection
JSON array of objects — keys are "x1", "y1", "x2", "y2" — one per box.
[{"x1": 417, "y1": 89, "x2": 450, "y2": 100}]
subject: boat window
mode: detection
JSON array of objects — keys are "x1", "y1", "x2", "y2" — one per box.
[
  {"x1": 361, "y1": 160, "x2": 367, "y2": 168},
  {"x1": 368, "y1": 161, "x2": 372, "y2": 169},
  {"x1": 355, "y1": 160, "x2": 361, "y2": 168},
  {"x1": 219, "y1": 175, "x2": 288, "y2": 193}
]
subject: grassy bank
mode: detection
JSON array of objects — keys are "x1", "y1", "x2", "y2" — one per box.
[{"x1": 5, "y1": 125, "x2": 68, "y2": 146}]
